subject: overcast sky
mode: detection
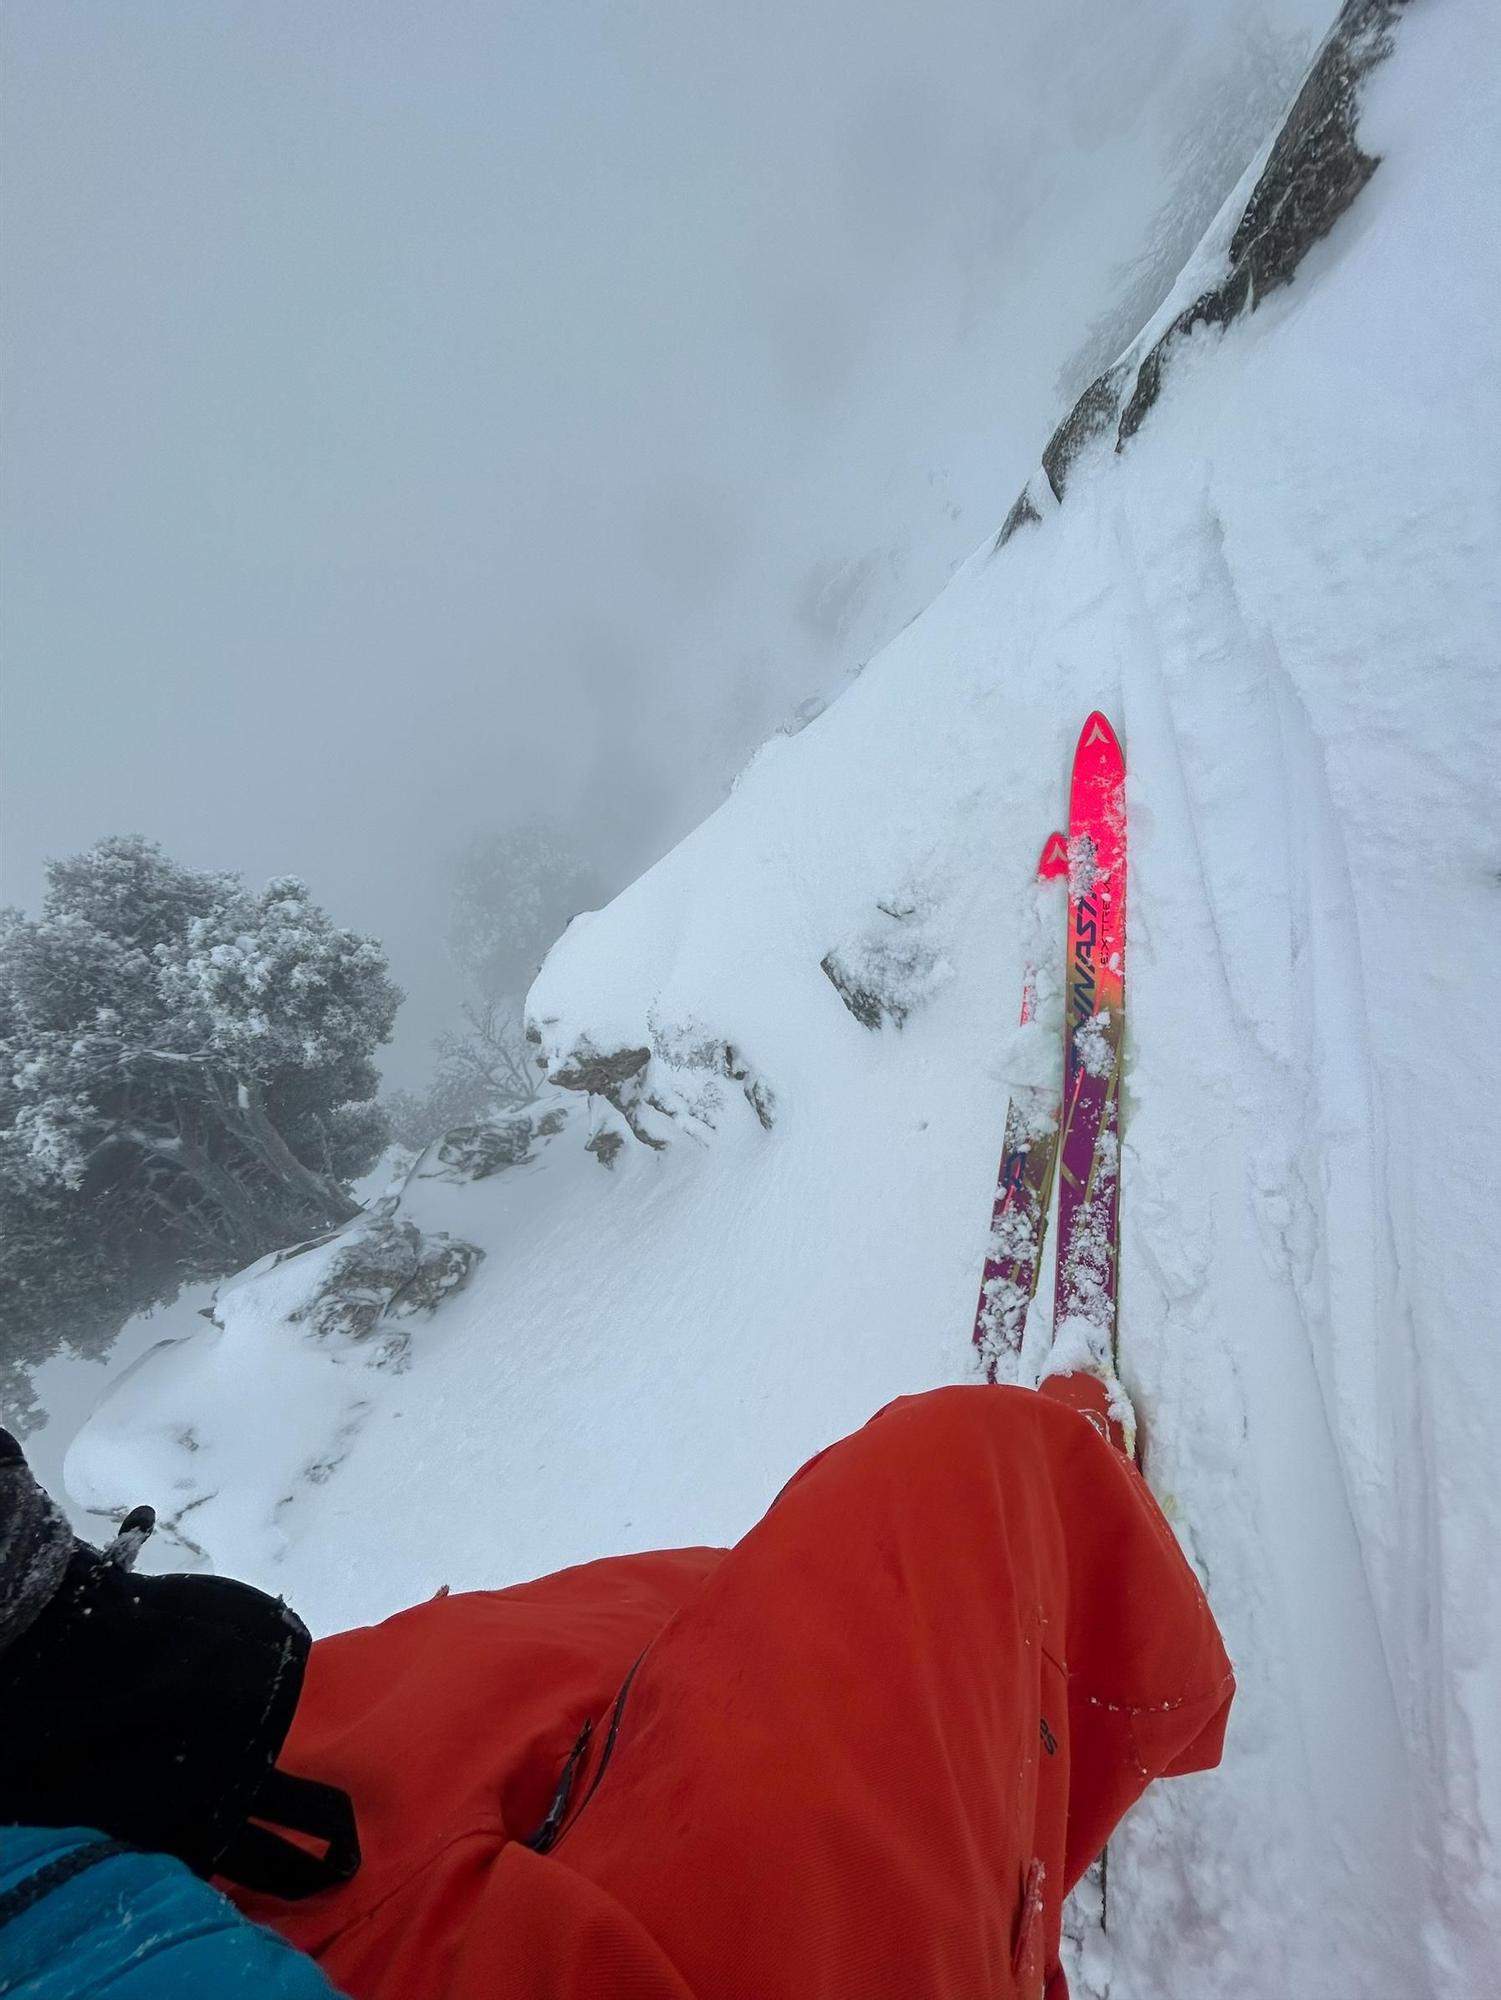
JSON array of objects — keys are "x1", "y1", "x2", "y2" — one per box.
[{"x1": 1, "y1": 0, "x2": 1329, "y2": 1081}]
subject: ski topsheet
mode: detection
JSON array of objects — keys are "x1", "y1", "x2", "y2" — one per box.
[
  {"x1": 972, "y1": 831, "x2": 1069, "y2": 1382},
  {"x1": 1053, "y1": 712, "x2": 1127, "y2": 1365}
]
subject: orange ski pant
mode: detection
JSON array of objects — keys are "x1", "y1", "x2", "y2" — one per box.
[{"x1": 233, "y1": 1381, "x2": 1234, "y2": 2000}]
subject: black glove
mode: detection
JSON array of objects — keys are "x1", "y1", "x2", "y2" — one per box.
[{"x1": 0, "y1": 1428, "x2": 359, "y2": 1900}]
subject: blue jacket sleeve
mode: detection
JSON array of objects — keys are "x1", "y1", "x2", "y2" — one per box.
[{"x1": 0, "y1": 1826, "x2": 342, "y2": 1998}]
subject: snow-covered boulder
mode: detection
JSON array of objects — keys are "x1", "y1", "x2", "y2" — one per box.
[
  {"x1": 533, "y1": 1023, "x2": 775, "y2": 1151},
  {"x1": 289, "y1": 1214, "x2": 484, "y2": 1352},
  {"x1": 424, "y1": 1103, "x2": 571, "y2": 1183},
  {"x1": 66, "y1": 1201, "x2": 484, "y2": 1571},
  {"x1": 821, "y1": 895, "x2": 955, "y2": 1031}
]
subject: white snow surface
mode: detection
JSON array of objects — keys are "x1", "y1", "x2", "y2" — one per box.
[{"x1": 63, "y1": 3, "x2": 1500, "y2": 1992}]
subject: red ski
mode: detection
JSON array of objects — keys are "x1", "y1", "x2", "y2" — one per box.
[
  {"x1": 1053, "y1": 712, "x2": 1127, "y2": 1366},
  {"x1": 972, "y1": 831, "x2": 1069, "y2": 1381}
]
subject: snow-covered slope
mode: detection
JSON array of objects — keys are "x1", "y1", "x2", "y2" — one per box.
[{"x1": 66, "y1": 1, "x2": 1500, "y2": 1991}]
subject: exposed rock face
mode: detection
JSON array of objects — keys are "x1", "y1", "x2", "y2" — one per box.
[
  {"x1": 542, "y1": 1037, "x2": 666, "y2": 1151},
  {"x1": 546, "y1": 1043, "x2": 652, "y2": 1098},
  {"x1": 996, "y1": 0, "x2": 1407, "y2": 545},
  {"x1": 585, "y1": 1127, "x2": 626, "y2": 1169},
  {"x1": 541, "y1": 1030, "x2": 774, "y2": 1154},
  {"x1": 1040, "y1": 364, "x2": 1131, "y2": 505},
  {"x1": 723, "y1": 1043, "x2": 775, "y2": 1132},
  {"x1": 821, "y1": 950, "x2": 891, "y2": 1031},
  {"x1": 1228, "y1": 0, "x2": 1398, "y2": 288},
  {"x1": 996, "y1": 487, "x2": 1043, "y2": 545},
  {"x1": 292, "y1": 1215, "x2": 484, "y2": 1357},
  {"x1": 822, "y1": 899, "x2": 953, "y2": 1032},
  {"x1": 388, "y1": 1234, "x2": 484, "y2": 1318},
  {"x1": 428, "y1": 1106, "x2": 569, "y2": 1183}
]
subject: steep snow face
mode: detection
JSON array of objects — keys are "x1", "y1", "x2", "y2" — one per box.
[{"x1": 66, "y1": 0, "x2": 1498, "y2": 1992}]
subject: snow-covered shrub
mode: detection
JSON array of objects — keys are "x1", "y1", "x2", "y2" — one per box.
[
  {"x1": 0, "y1": 836, "x2": 400, "y2": 1420},
  {"x1": 384, "y1": 1000, "x2": 543, "y2": 1150}
]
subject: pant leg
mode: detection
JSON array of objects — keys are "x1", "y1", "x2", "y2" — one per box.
[{"x1": 555, "y1": 1385, "x2": 1233, "y2": 2000}]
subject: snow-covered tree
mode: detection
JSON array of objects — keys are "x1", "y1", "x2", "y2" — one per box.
[
  {"x1": 384, "y1": 1000, "x2": 541, "y2": 1149},
  {"x1": 0, "y1": 836, "x2": 400, "y2": 1419},
  {"x1": 377, "y1": 823, "x2": 597, "y2": 1156},
  {"x1": 448, "y1": 822, "x2": 603, "y2": 1004}
]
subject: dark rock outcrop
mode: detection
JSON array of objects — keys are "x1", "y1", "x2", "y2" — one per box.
[
  {"x1": 822, "y1": 900, "x2": 951, "y2": 1032},
  {"x1": 995, "y1": 485, "x2": 1043, "y2": 550},
  {"x1": 1042, "y1": 364, "x2": 1131, "y2": 503},
  {"x1": 994, "y1": 0, "x2": 1407, "y2": 540},
  {"x1": 292, "y1": 1215, "x2": 484, "y2": 1353},
  {"x1": 544, "y1": 1038, "x2": 665, "y2": 1150},
  {"x1": 430, "y1": 1107, "x2": 568, "y2": 1183},
  {"x1": 543, "y1": 1030, "x2": 774, "y2": 1155},
  {"x1": 1119, "y1": 0, "x2": 1400, "y2": 443},
  {"x1": 585, "y1": 1127, "x2": 626, "y2": 1169},
  {"x1": 821, "y1": 951, "x2": 892, "y2": 1031},
  {"x1": 723, "y1": 1043, "x2": 775, "y2": 1132},
  {"x1": 547, "y1": 1043, "x2": 652, "y2": 1098}
]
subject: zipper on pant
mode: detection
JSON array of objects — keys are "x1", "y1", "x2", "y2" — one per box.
[
  {"x1": 527, "y1": 1651, "x2": 645, "y2": 1856},
  {"x1": 524, "y1": 1718, "x2": 594, "y2": 1855}
]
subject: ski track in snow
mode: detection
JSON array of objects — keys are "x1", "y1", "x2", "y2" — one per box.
[
  {"x1": 1106, "y1": 480, "x2": 1425, "y2": 1994},
  {"x1": 50, "y1": 2, "x2": 1501, "y2": 1993}
]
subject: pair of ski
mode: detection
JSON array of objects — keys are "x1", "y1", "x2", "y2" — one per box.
[{"x1": 972, "y1": 712, "x2": 1126, "y2": 1385}]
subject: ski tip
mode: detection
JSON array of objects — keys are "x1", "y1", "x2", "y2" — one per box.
[
  {"x1": 1038, "y1": 832, "x2": 1069, "y2": 879},
  {"x1": 1077, "y1": 711, "x2": 1122, "y2": 762}
]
